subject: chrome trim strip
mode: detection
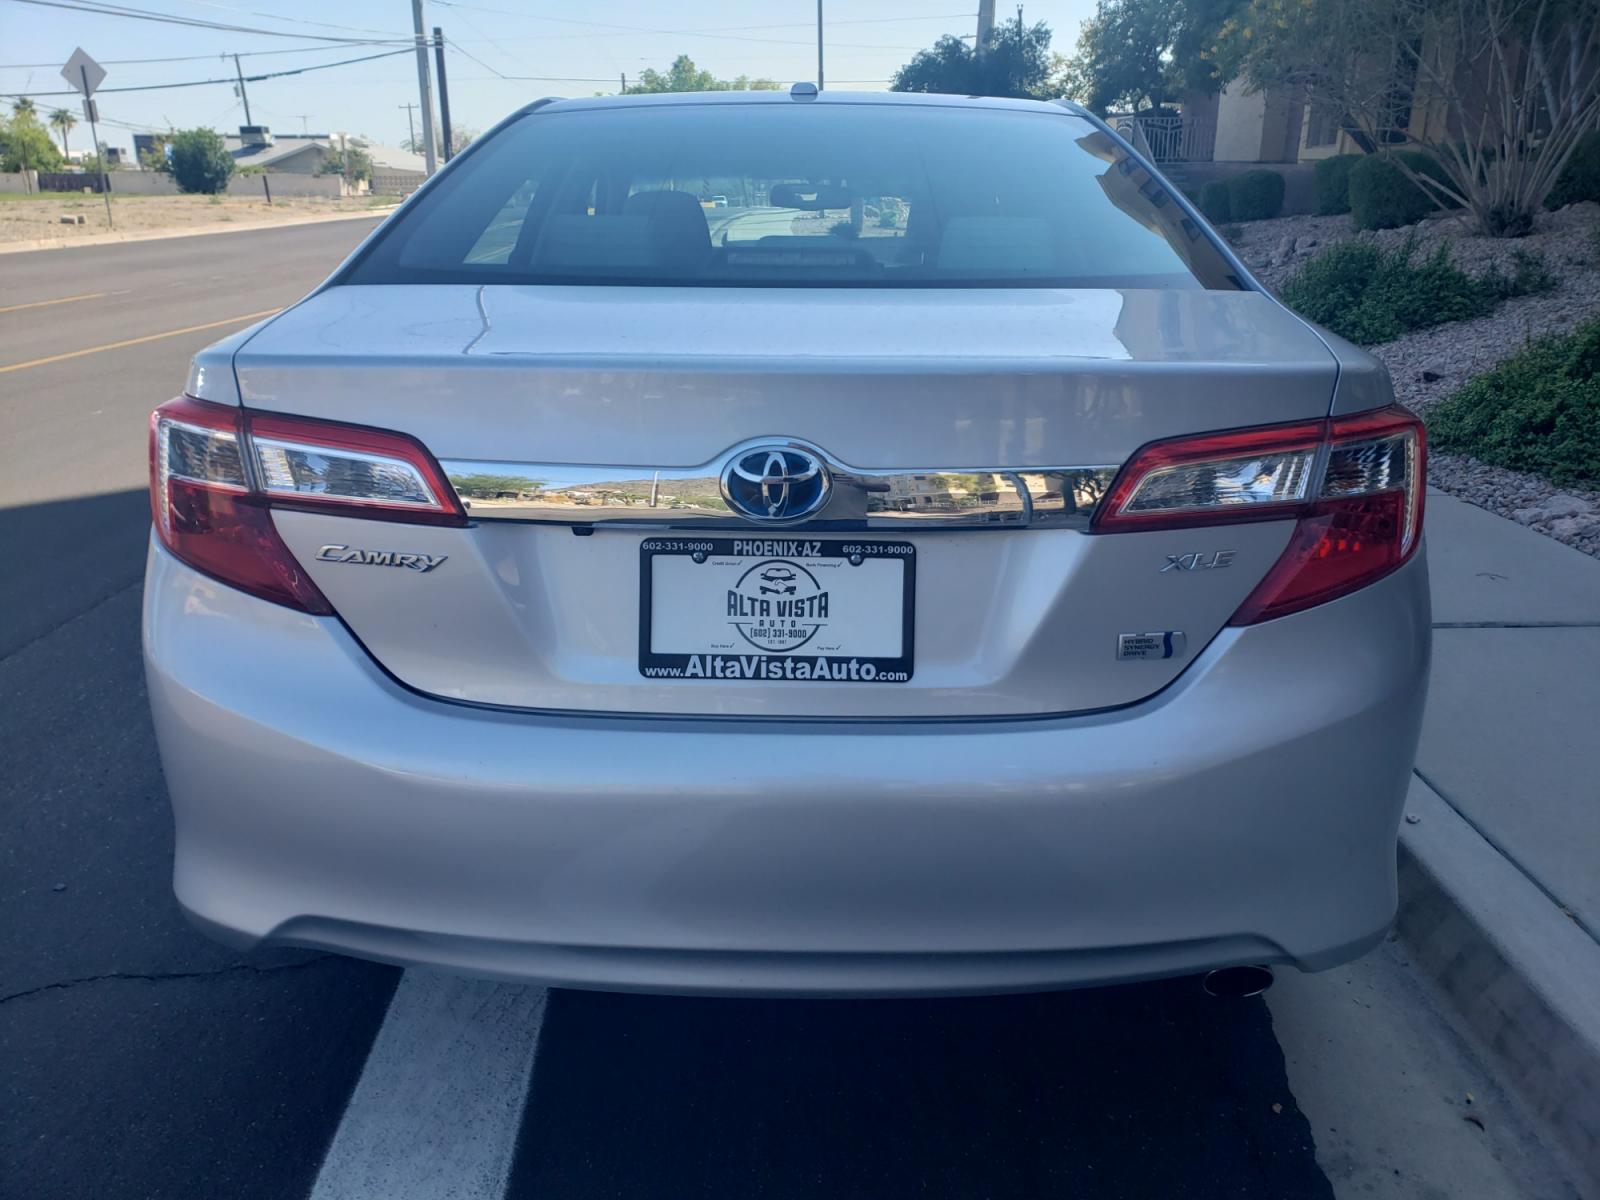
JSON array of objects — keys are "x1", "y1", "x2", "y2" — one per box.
[{"x1": 442, "y1": 440, "x2": 1117, "y2": 530}]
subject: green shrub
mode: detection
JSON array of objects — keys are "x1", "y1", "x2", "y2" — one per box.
[
  {"x1": 1281, "y1": 237, "x2": 1496, "y2": 344},
  {"x1": 1430, "y1": 320, "x2": 1600, "y2": 487},
  {"x1": 1199, "y1": 179, "x2": 1232, "y2": 223},
  {"x1": 168, "y1": 127, "x2": 234, "y2": 195},
  {"x1": 1349, "y1": 152, "x2": 1450, "y2": 230},
  {"x1": 1313, "y1": 154, "x2": 1363, "y2": 215},
  {"x1": 1545, "y1": 130, "x2": 1600, "y2": 210},
  {"x1": 1478, "y1": 249, "x2": 1557, "y2": 301},
  {"x1": 1227, "y1": 169, "x2": 1286, "y2": 221}
]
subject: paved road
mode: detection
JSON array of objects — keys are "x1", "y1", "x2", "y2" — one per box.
[{"x1": 0, "y1": 221, "x2": 1585, "y2": 1200}]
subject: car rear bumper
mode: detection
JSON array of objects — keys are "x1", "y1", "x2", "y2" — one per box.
[{"x1": 144, "y1": 536, "x2": 1430, "y2": 997}]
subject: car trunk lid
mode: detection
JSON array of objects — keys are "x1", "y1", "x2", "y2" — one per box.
[{"x1": 237, "y1": 283, "x2": 1335, "y2": 718}]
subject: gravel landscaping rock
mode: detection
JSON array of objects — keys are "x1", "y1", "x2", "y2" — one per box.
[{"x1": 1225, "y1": 201, "x2": 1600, "y2": 559}]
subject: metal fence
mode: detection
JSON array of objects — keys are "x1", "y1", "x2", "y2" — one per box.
[
  {"x1": 38, "y1": 172, "x2": 107, "y2": 193},
  {"x1": 1108, "y1": 114, "x2": 1217, "y2": 163}
]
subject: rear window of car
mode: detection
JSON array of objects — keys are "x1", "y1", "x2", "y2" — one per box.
[{"x1": 342, "y1": 100, "x2": 1244, "y2": 291}]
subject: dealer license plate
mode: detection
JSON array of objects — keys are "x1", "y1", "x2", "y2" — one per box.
[{"x1": 639, "y1": 538, "x2": 915, "y2": 683}]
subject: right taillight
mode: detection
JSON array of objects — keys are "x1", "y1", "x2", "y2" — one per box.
[
  {"x1": 1092, "y1": 406, "x2": 1424, "y2": 625},
  {"x1": 149, "y1": 396, "x2": 465, "y2": 614}
]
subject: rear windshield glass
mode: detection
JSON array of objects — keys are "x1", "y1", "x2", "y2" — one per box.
[{"x1": 343, "y1": 101, "x2": 1243, "y2": 290}]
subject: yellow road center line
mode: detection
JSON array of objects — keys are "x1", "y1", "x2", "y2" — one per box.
[
  {"x1": 0, "y1": 308, "x2": 282, "y2": 374},
  {"x1": 0, "y1": 291, "x2": 108, "y2": 315}
]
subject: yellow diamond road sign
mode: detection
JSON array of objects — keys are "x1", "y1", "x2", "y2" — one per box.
[{"x1": 62, "y1": 48, "x2": 107, "y2": 97}]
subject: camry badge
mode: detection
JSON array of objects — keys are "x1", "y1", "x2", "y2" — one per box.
[
  {"x1": 316, "y1": 544, "x2": 447, "y2": 572},
  {"x1": 722, "y1": 445, "x2": 831, "y2": 523}
]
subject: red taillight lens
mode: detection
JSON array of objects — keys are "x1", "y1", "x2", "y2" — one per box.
[
  {"x1": 149, "y1": 396, "x2": 465, "y2": 613},
  {"x1": 1092, "y1": 406, "x2": 1425, "y2": 624}
]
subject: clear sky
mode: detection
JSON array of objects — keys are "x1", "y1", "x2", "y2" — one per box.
[{"x1": 0, "y1": 0, "x2": 1095, "y2": 155}]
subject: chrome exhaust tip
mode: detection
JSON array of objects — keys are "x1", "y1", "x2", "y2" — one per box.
[{"x1": 1202, "y1": 965, "x2": 1274, "y2": 998}]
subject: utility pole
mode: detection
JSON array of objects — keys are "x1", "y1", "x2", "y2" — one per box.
[
  {"x1": 620, "y1": 72, "x2": 626, "y2": 94},
  {"x1": 399, "y1": 102, "x2": 417, "y2": 151},
  {"x1": 975, "y1": 0, "x2": 995, "y2": 59},
  {"x1": 291, "y1": 113, "x2": 310, "y2": 134},
  {"x1": 410, "y1": 0, "x2": 439, "y2": 175},
  {"x1": 233, "y1": 53, "x2": 269, "y2": 204},
  {"x1": 816, "y1": 0, "x2": 824, "y2": 90},
  {"x1": 232, "y1": 53, "x2": 253, "y2": 125},
  {"x1": 432, "y1": 27, "x2": 453, "y2": 161}
]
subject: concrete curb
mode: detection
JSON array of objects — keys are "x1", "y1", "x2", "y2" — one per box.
[
  {"x1": 0, "y1": 206, "x2": 398, "y2": 255},
  {"x1": 1394, "y1": 774, "x2": 1600, "y2": 1193}
]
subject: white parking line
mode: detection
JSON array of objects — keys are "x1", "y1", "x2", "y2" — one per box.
[{"x1": 309, "y1": 971, "x2": 548, "y2": 1200}]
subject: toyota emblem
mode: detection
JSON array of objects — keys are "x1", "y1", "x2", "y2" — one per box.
[{"x1": 721, "y1": 445, "x2": 831, "y2": 523}]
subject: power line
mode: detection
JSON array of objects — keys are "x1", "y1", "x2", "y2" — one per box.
[
  {"x1": 0, "y1": 42, "x2": 407, "y2": 69},
  {"x1": 429, "y1": 1, "x2": 924, "y2": 51},
  {"x1": 684, "y1": 13, "x2": 969, "y2": 33},
  {"x1": 0, "y1": 47, "x2": 414, "y2": 98},
  {"x1": 165, "y1": 0, "x2": 409, "y2": 38},
  {"x1": 2, "y1": 0, "x2": 413, "y2": 44}
]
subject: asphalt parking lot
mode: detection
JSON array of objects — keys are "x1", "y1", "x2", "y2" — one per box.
[{"x1": 0, "y1": 220, "x2": 1587, "y2": 1199}]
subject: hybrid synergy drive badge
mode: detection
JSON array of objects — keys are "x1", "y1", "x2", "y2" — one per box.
[{"x1": 1117, "y1": 631, "x2": 1187, "y2": 661}]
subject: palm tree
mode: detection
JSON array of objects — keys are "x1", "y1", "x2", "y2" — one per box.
[
  {"x1": 49, "y1": 108, "x2": 77, "y2": 157},
  {"x1": 12, "y1": 97, "x2": 36, "y2": 120}
]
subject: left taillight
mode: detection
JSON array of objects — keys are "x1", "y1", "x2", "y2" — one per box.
[
  {"x1": 149, "y1": 396, "x2": 465, "y2": 613},
  {"x1": 1092, "y1": 406, "x2": 1425, "y2": 625}
]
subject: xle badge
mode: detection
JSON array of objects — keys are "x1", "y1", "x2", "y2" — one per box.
[
  {"x1": 726, "y1": 559, "x2": 831, "y2": 651},
  {"x1": 1117, "y1": 631, "x2": 1187, "y2": 661},
  {"x1": 1161, "y1": 550, "x2": 1235, "y2": 572}
]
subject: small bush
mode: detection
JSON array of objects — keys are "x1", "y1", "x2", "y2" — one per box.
[
  {"x1": 1199, "y1": 179, "x2": 1232, "y2": 223},
  {"x1": 1478, "y1": 249, "x2": 1558, "y2": 301},
  {"x1": 1227, "y1": 169, "x2": 1286, "y2": 221},
  {"x1": 1313, "y1": 154, "x2": 1363, "y2": 215},
  {"x1": 1545, "y1": 130, "x2": 1600, "y2": 210},
  {"x1": 1430, "y1": 320, "x2": 1600, "y2": 488},
  {"x1": 1349, "y1": 152, "x2": 1449, "y2": 230},
  {"x1": 168, "y1": 127, "x2": 234, "y2": 195},
  {"x1": 1281, "y1": 237, "x2": 1495, "y2": 344}
]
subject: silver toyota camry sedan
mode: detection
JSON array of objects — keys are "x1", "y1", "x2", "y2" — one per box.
[{"x1": 143, "y1": 89, "x2": 1429, "y2": 997}]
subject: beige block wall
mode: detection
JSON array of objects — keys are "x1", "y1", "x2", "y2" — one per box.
[{"x1": 1213, "y1": 82, "x2": 1268, "y2": 162}]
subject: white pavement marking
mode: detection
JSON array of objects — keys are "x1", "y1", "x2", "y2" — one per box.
[{"x1": 310, "y1": 971, "x2": 548, "y2": 1200}]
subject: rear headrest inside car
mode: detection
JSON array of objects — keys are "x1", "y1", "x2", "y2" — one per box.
[{"x1": 623, "y1": 189, "x2": 712, "y2": 269}]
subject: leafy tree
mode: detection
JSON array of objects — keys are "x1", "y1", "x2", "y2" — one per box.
[
  {"x1": 624, "y1": 55, "x2": 780, "y2": 93},
  {"x1": 1061, "y1": 0, "x2": 1242, "y2": 113},
  {"x1": 48, "y1": 107, "x2": 77, "y2": 156},
  {"x1": 0, "y1": 111, "x2": 64, "y2": 173},
  {"x1": 1217, "y1": 0, "x2": 1600, "y2": 236},
  {"x1": 139, "y1": 145, "x2": 172, "y2": 174},
  {"x1": 891, "y1": 19, "x2": 1061, "y2": 99},
  {"x1": 318, "y1": 143, "x2": 373, "y2": 182},
  {"x1": 403, "y1": 127, "x2": 478, "y2": 158},
  {"x1": 168, "y1": 127, "x2": 235, "y2": 194}
]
